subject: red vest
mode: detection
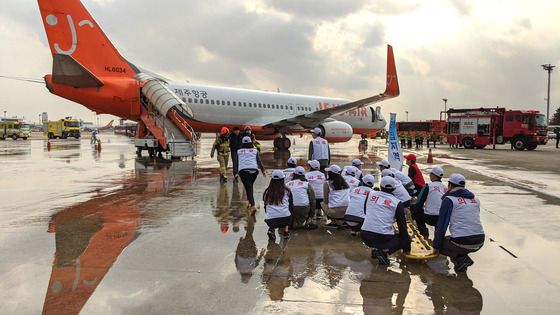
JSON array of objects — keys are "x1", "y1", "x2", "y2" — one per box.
[{"x1": 410, "y1": 163, "x2": 425, "y2": 187}]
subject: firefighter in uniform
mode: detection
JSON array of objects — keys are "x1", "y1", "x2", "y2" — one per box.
[
  {"x1": 211, "y1": 127, "x2": 231, "y2": 182},
  {"x1": 426, "y1": 132, "x2": 431, "y2": 148},
  {"x1": 411, "y1": 166, "x2": 447, "y2": 238},
  {"x1": 242, "y1": 126, "x2": 261, "y2": 152},
  {"x1": 432, "y1": 131, "x2": 438, "y2": 147},
  {"x1": 432, "y1": 173, "x2": 485, "y2": 272},
  {"x1": 308, "y1": 128, "x2": 330, "y2": 173},
  {"x1": 361, "y1": 176, "x2": 411, "y2": 265},
  {"x1": 406, "y1": 131, "x2": 413, "y2": 149},
  {"x1": 399, "y1": 131, "x2": 406, "y2": 148}
]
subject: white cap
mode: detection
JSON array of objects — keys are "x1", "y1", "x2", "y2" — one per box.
[
  {"x1": 362, "y1": 174, "x2": 375, "y2": 186},
  {"x1": 380, "y1": 169, "x2": 394, "y2": 177},
  {"x1": 325, "y1": 164, "x2": 341, "y2": 174},
  {"x1": 287, "y1": 157, "x2": 297, "y2": 165},
  {"x1": 352, "y1": 159, "x2": 364, "y2": 166},
  {"x1": 307, "y1": 160, "x2": 320, "y2": 170},
  {"x1": 426, "y1": 166, "x2": 444, "y2": 178},
  {"x1": 310, "y1": 127, "x2": 321, "y2": 135},
  {"x1": 345, "y1": 166, "x2": 357, "y2": 176},
  {"x1": 294, "y1": 166, "x2": 306, "y2": 175},
  {"x1": 242, "y1": 136, "x2": 252, "y2": 143},
  {"x1": 380, "y1": 176, "x2": 396, "y2": 189},
  {"x1": 376, "y1": 160, "x2": 390, "y2": 168},
  {"x1": 271, "y1": 170, "x2": 285, "y2": 179},
  {"x1": 448, "y1": 173, "x2": 466, "y2": 187}
]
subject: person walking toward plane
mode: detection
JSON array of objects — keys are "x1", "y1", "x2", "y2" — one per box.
[
  {"x1": 322, "y1": 165, "x2": 350, "y2": 227},
  {"x1": 411, "y1": 166, "x2": 447, "y2": 238},
  {"x1": 344, "y1": 174, "x2": 376, "y2": 236},
  {"x1": 361, "y1": 176, "x2": 411, "y2": 265},
  {"x1": 211, "y1": 127, "x2": 231, "y2": 183},
  {"x1": 306, "y1": 160, "x2": 326, "y2": 219},
  {"x1": 237, "y1": 136, "x2": 266, "y2": 215},
  {"x1": 404, "y1": 154, "x2": 425, "y2": 195},
  {"x1": 308, "y1": 128, "x2": 330, "y2": 172},
  {"x1": 263, "y1": 170, "x2": 293, "y2": 241},
  {"x1": 229, "y1": 127, "x2": 243, "y2": 182},
  {"x1": 286, "y1": 166, "x2": 317, "y2": 229},
  {"x1": 432, "y1": 174, "x2": 485, "y2": 272}
]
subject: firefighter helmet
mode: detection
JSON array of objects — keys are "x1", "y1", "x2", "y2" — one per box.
[{"x1": 220, "y1": 127, "x2": 230, "y2": 135}]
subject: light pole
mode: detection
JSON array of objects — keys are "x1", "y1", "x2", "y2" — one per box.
[
  {"x1": 3, "y1": 111, "x2": 6, "y2": 123},
  {"x1": 541, "y1": 64, "x2": 555, "y2": 125},
  {"x1": 442, "y1": 98, "x2": 448, "y2": 120},
  {"x1": 405, "y1": 111, "x2": 409, "y2": 121}
]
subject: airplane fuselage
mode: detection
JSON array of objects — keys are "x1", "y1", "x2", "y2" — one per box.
[{"x1": 166, "y1": 81, "x2": 386, "y2": 136}]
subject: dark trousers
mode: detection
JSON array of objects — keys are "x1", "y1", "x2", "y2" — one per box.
[
  {"x1": 231, "y1": 150, "x2": 239, "y2": 176},
  {"x1": 239, "y1": 169, "x2": 258, "y2": 206},
  {"x1": 361, "y1": 230, "x2": 406, "y2": 255},
  {"x1": 411, "y1": 206, "x2": 438, "y2": 237},
  {"x1": 439, "y1": 236, "x2": 483, "y2": 261}
]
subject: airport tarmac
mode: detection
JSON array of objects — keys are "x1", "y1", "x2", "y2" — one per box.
[{"x1": 1, "y1": 132, "x2": 559, "y2": 314}]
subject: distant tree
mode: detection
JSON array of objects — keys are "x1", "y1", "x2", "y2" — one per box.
[{"x1": 550, "y1": 107, "x2": 560, "y2": 125}]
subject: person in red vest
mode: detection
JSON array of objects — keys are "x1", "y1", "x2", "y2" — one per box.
[{"x1": 403, "y1": 154, "x2": 425, "y2": 196}]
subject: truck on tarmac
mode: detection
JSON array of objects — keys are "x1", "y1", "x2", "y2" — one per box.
[
  {"x1": 43, "y1": 118, "x2": 81, "y2": 139},
  {"x1": 0, "y1": 121, "x2": 31, "y2": 140},
  {"x1": 446, "y1": 107, "x2": 548, "y2": 150}
]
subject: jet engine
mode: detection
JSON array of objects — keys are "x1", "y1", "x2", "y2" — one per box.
[{"x1": 318, "y1": 121, "x2": 353, "y2": 143}]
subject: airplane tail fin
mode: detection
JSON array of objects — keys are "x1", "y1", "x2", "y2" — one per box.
[
  {"x1": 101, "y1": 120, "x2": 114, "y2": 130},
  {"x1": 38, "y1": 0, "x2": 138, "y2": 84},
  {"x1": 383, "y1": 45, "x2": 399, "y2": 97}
]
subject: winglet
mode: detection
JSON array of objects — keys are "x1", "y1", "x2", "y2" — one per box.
[{"x1": 383, "y1": 45, "x2": 399, "y2": 97}]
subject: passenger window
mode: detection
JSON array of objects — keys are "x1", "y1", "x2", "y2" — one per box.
[
  {"x1": 188, "y1": 98, "x2": 192, "y2": 103},
  {"x1": 227, "y1": 101, "x2": 230, "y2": 106},
  {"x1": 233, "y1": 101, "x2": 236, "y2": 106},
  {"x1": 211, "y1": 100, "x2": 215, "y2": 105},
  {"x1": 244, "y1": 102, "x2": 247, "y2": 107},
  {"x1": 206, "y1": 99, "x2": 209, "y2": 104},
  {"x1": 194, "y1": 99, "x2": 198, "y2": 103},
  {"x1": 249, "y1": 103, "x2": 252, "y2": 107}
]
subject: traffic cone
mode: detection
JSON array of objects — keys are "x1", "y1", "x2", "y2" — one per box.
[
  {"x1": 47, "y1": 139, "x2": 51, "y2": 151},
  {"x1": 427, "y1": 148, "x2": 433, "y2": 163}
]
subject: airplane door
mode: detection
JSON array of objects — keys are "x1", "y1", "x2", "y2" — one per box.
[{"x1": 288, "y1": 103, "x2": 294, "y2": 115}]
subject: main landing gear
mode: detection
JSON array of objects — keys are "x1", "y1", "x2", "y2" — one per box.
[{"x1": 273, "y1": 136, "x2": 291, "y2": 150}]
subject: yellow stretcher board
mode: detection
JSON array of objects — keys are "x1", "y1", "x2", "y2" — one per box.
[{"x1": 394, "y1": 222, "x2": 439, "y2": 260}]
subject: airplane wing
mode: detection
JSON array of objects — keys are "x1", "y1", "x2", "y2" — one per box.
[{"x1": 263, "y1": 45, "x2": 399, "y2": 130}]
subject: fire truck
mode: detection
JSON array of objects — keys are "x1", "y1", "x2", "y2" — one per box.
[
  {"x1": 446, "y1": 107, "x2": 548, "y2": 150},
  {"x1": 43, "y1": 118, "x2": 81, "y2": 139}
]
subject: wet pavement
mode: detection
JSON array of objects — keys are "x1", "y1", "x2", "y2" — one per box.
[{"x1": 1, "y1": 133, "x2": 559, "y2": 314}]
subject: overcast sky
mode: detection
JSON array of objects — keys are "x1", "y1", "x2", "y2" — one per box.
[{"x1": 1, "y1": 0, "x2": 558, "y2": 126}]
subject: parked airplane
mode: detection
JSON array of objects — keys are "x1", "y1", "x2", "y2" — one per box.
[
  {"x1": 81, "y1": 119, "x2": 114, "y2": 132},
  {"x1": 37, "y1": 0, "x2": 399, "y2": 157}
]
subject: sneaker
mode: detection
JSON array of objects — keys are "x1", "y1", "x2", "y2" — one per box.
[
  {"x1": 350, "y1": 230, "x2": 357, "y2": 237},
  {"x1": 283, "y1": 231, "x2": 290, "y2": 239},
  {"x1": 234, "y1": 174, "x2": 239, "y2": 182},
  {"x1": 267, "y1": 229, "x2": 276, "y2": 241},
  {"x1": 305, "y1": 223, "x2": 318, "y2": 230},
  {"x1": 371, "y1": 249, "x2": 389, "y2": 265},
  {"x1": 454, "y1": 255, "x2": 474, "y2": 272}
]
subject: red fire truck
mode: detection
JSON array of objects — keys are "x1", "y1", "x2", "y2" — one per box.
[{"x1": 446, "y1": 107, "x2": 548, "y2": 150}]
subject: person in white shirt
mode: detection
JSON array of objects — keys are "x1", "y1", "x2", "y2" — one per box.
[
  {"x1": 306, "y1": 160, "x2": 326, "y2": 219},
  {"x1": 283, "y1": 157, "x2": 297, "y2": 184},
  {"x1": 411, "y1": 166, "x2": 448, "y2": 238},
  {"x1": 308, "y1": 128, "x2": 330, "y2": 172},
  {"x1": 344, "y1": 174, "x2": 375, "y2": 235},
  {"x1": 287, "y1": 166, "x2": 317, "y2": 229},
  {"x1": 361, "y1": 176, "x2": 411, "y2": 265},
  {"x1": 237, "y1": 136, "x2": 267, "y2": 215},
  {"x1": 343, "y1": 166, "x2": 360, "y2": 190},
  {"x1": 263, "y1": 170, "x2": 293, "y2": 241},
  {"x1": 376, "y1": 159, "x2": 414, "y2": 194},
  {"x1": 321, "y1": 164, "x2": 350, "y2": 227},
  {"x1": 380, "y1": 169, "x2": 412, "y2": 208}
]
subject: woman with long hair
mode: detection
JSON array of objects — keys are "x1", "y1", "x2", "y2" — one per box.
[
  {"x1": 321, "y1": 164, "x2": 350, "y2": 227},
  {"x1": 263, "y1": 170, "x2": 293, "y2": 241},
  {"x1": 237, "y1": 136, "x2": 266, "y2": 215}
]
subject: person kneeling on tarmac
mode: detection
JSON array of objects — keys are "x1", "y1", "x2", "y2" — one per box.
[
  {"x1": 432, "y1": 173, "x2": 485, "y2": 272},
  {"x1": 361, "y1": 176, "x2": 411, "y2": 265},
  {"x1": 263, "y1": 170, "x2": 293, "y2": 241},
  {"x1": 344, "y1": 174, "x2": 376, "y2": 236},
  {"x1": 286, "y1": 166, "x2": 317, "y2": 230},
  {"x1": 411, "y1": 166, "x2": 447, "y2": 238}
]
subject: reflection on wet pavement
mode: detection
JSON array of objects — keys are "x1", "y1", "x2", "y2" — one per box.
[{"x1": 0, "y1": 134, "x2": 559, "y2": 314}]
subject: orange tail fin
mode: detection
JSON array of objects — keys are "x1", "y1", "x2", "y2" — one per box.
[
  {"x1": 383, "y1": 45, "x2": 400, "y2": 97},
  {"x1": 38, "y1": 0, "x2": 138, "y2": 79}
]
